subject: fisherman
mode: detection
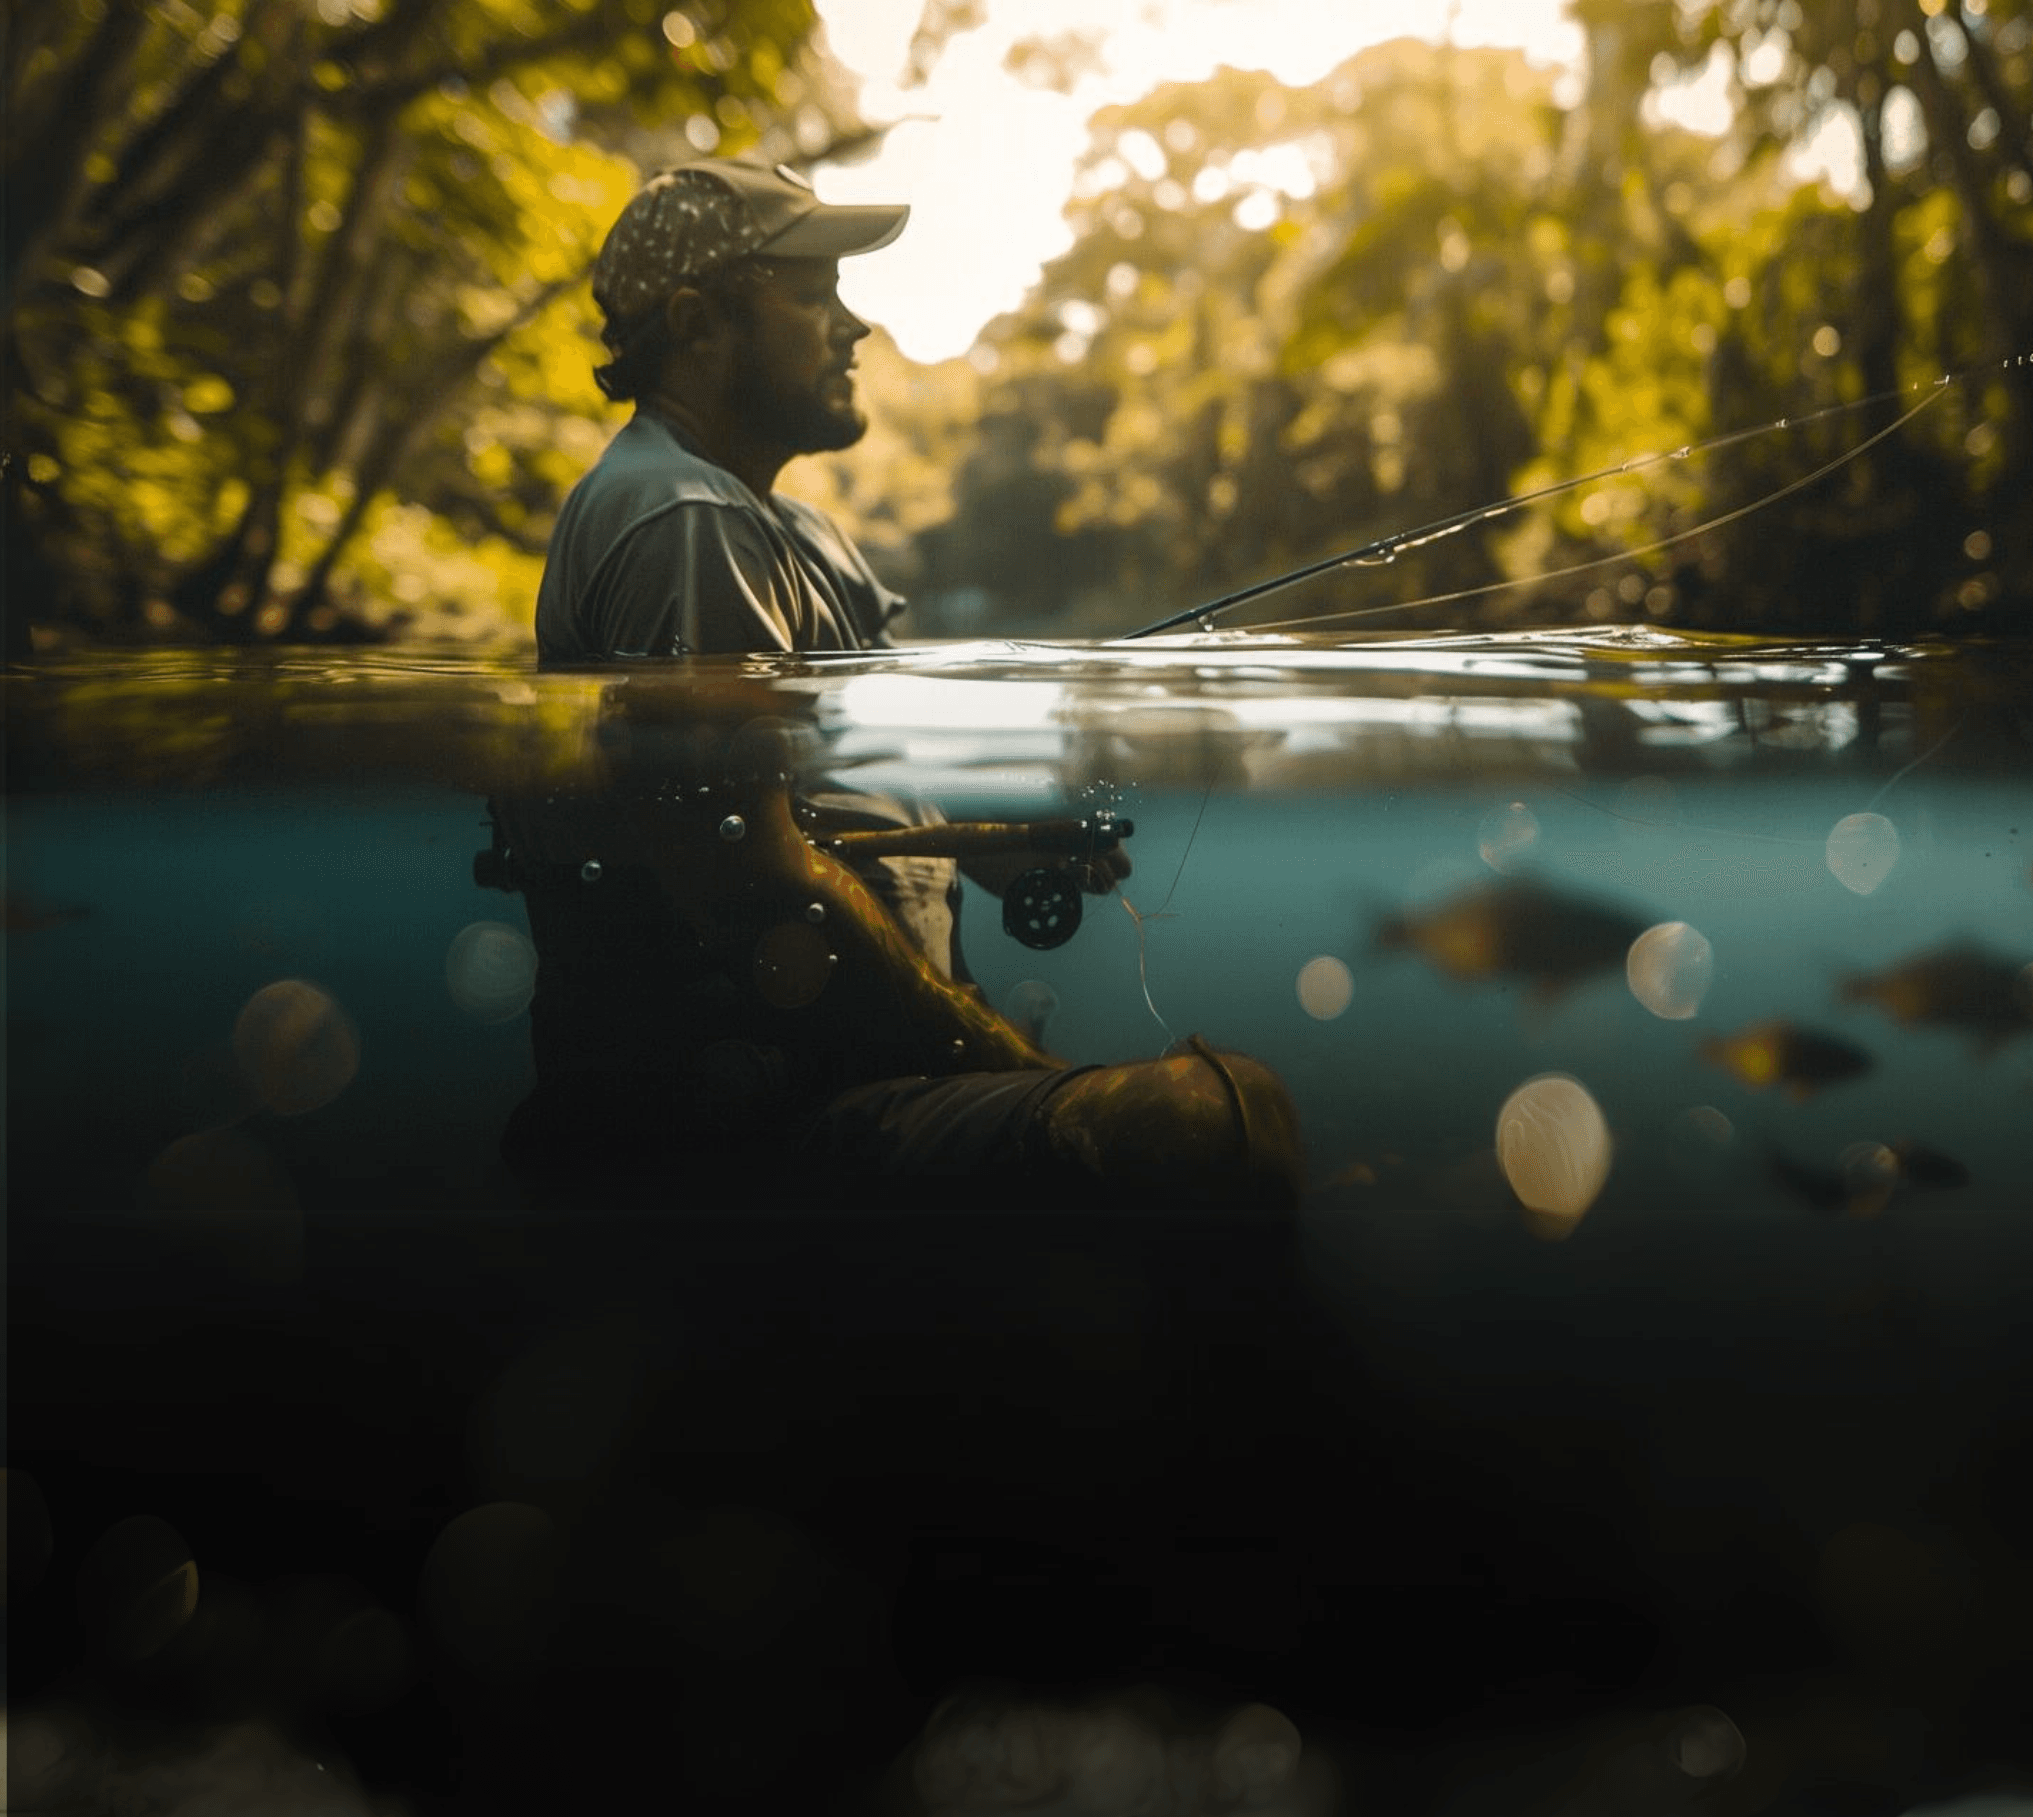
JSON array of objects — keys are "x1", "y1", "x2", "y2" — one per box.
[{"x1": 503, "y1": 156, "x2": 1302, "y2": 1211}]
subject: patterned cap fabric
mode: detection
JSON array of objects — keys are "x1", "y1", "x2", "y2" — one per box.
[{"x1": 591, "y1": 158, "x2": 909, "y2": 328}]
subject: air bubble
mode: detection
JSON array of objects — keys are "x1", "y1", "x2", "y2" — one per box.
[{"x1": 447, "y1": 920, "x2": 538, "y2": 1023}]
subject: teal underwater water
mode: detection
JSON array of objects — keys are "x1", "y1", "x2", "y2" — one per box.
[
  {"x1": 7, "y1": 627, "x2": 2031, "y2": 1218},
  {"x1": 7, "y1": 626, "x2": 2033, "y2": 1817}
]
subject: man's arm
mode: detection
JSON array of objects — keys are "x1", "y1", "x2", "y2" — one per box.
[{"x1": 615, "y1": 759, "x2": 1061, "y2": 1080}]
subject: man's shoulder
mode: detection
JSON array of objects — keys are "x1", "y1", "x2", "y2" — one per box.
[
  {"x1": 767, "y1": 492, "x2": 875, "y2": 580},
  {"x1": 574, "y1": 413, "x2": 760, "y2": 519}
]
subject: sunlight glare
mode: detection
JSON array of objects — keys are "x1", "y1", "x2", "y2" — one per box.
[
  {"x1": 816, "y1": 0, "x2": 1584, "y2": 361},
  {"x1": 1644, "y1": 42, "x2": 1734, "y2": 136}
]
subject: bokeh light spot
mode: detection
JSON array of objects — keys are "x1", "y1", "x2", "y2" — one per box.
[
  {"x1": 1497, "y1": 1073, "x2": 1612, "y2": 1234},
  {"x1": 143, "y1": 1128, "x2": 304, "y2": 1284},
  {"x1": 1676, "y1": 1104, "x2": 1736, "y2": 1149},
  {"x1": 446, "y1": 919, "x2": 538, "y2": 1022},
  {"x1": 1296, "y1": 954, "x2": 1354, "y2": 1020},
  {"x1": 1826, "y1": 811, "x2": 1900, "y2": 894},
  {"x1": 419, "y1": 1503, "x2": 558, "y2": 1675},
  {"x1": 232, "y1": 979, "x2": 359, "y2": 1115},
  {"x1": 78, "y1": 1515, "x2": 198, "y2": 1665},
  {"x1": 1626, "y1": 920, "x2": 1715, "y2": 1019},
  {"x1": 1478, "y1": 800, "x2": 1539, "y2": 872},
  {"x1": 1006, "y1": 978, "x2": 1059, "y2": 1044},
  {"x1": 145, "y1": 1127, "x2": 299, "y2": 1213}
]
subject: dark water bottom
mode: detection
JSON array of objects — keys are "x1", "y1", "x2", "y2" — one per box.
[{"x1": 11, "y1": 1201, "x2": 2032, "y2": 1815}]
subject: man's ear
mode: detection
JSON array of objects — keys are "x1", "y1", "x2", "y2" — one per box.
[{"x1": 663, "y1": 284, "x2": 732, "y2": 355}]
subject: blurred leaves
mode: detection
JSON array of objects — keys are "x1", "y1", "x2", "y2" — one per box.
[
  {"x1": 878, "y1": 8, "x2": 2030, "y2": 639},
  {"x1": 6, "y1": 1, "x2": 2029, "y2": 650},
  {"x1": 4, "y1": 0, "x2": 852, "y2": 645}
]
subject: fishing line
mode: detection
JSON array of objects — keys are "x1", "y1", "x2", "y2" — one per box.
[
  {"x1": 1118, "y1": 353, "x2": 2023, "y2": 640},
  {"x1": 1863, "y1": 712, "x2": 1964, "y2": 813},
  {"x1": 1244, "y1": 381, "x2": 1950, "y2": 634},
  {"x1": 1117, "y1": 773, "x2": 1216, "y2": 1049}
]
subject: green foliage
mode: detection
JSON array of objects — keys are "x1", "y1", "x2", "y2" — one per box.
[
  {"x1": 8, "y1": 0, "x2": 2028, "y2": 649},
  {"x1": 865, "y1": 8, "x2": 2029, "y2": 640},
  {"x1": 5, "y1": 0, "x2": 837, "y2": 645}
]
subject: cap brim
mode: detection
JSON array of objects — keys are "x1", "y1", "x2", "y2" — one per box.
[{"x1": 761, "y1": 202, "x2": 909, "y2": 259}]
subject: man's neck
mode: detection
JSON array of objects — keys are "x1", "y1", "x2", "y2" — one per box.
[{"x1": 635, "y1": 386, "x2": 786, "y2": 500}]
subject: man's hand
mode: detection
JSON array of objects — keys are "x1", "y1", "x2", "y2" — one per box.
[{"x1": 961, "y1": 846, "x2": 1132, "y2": 901}]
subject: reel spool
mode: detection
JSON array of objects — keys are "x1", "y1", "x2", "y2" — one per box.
[{"x1": 1002, "y1": 867, "x2": 1084, "y2": 950}]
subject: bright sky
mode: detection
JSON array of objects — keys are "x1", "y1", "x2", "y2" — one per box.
[{"x1": 810, "y1": 0, "x2": 1588, "y2": 363}]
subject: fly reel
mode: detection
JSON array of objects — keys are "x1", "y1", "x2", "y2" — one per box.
[{"x1": 1002, "y1": 866, "x2": 1085, "y2": 950}]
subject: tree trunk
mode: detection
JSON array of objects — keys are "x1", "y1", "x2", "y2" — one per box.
[{"x1": 2, "y1": 2, "x2": 151, "y2": 317}]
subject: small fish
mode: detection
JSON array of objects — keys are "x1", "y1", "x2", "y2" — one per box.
[
  {"x1": 1885, "y1": 1140, "x2": 1970, "y2": 1190},
  {"x1": 1769, "y1": 1138, "x2": 1969, "y2": 1215},
  {"x1": 1838, "y1": 942, "x2": 2033, "y2": 1052},
  {"x1": 1374, "y1": 876, "x2": 1649, "y2": 997},
  {"x1": 1700, "y1": 1019, "x2": 1873, "y2": 1101}
]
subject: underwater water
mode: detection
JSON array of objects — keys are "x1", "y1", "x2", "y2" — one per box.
[
  {"x1": 7, "y1": 628, "x2": 2033, "y2": 1815},
  {"x1": 8, "y1": 629, "x2": 2031, "y2": 1218}
]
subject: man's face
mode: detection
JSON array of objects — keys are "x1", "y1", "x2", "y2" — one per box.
[{"x1": 726, "y1": 258, "x2": 872, "y2": 455}]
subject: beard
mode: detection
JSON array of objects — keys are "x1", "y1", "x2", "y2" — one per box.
[{"x1": 729, "y1": 340, "x2": 867, "y2": 456}]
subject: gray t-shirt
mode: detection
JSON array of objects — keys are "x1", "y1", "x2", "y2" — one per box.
[
  {"x1": 535, "y1": 412, "x2": 904, "y2": 662},
  {"x1": 532, "y1": 411, "x2": 960, "y2": 974}
]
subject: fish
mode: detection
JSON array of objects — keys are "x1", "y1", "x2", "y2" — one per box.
[
  {"x1": 1700, "y1": 1019, "x2": 1873, "y2": 1101},
  {"x1": 1768, "y1": 1138, "x2": 1970, "y2": 1216},
  {"x1": 1838, "y1": 942, "x2": 2033, "y2": 1053},
  {"x1": 1373, "y1": 876, "x2": 1650, "y2": 997},
  {"x1": 1884, "y1": 1140, "x2": 1970, "y2": 1190}
]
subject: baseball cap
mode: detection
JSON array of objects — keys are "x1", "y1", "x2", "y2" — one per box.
[{"x1": 591, "y1": 158, "x2": 909, "y2": 327}]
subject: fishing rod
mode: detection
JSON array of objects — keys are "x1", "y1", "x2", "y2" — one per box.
[{"x1": 1118, "y1": 352, "x2": 2029, "y2": 641}]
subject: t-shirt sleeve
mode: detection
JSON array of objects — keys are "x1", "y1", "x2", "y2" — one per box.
[
  {"x1": 773, "y1": 496, "x2": 908, "y2": 648},
  {"x1": 583, "y1": 502, "x2": 804, "y2": 657}
]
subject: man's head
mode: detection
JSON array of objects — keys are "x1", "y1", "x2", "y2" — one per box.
[{"x1": 590, "y1": 158, "x2": 906, "y2": 427}]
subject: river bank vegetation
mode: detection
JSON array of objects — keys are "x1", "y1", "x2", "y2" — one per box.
[{"x1": 5, "y1": 0, "x2": 2029, "y2": 650}]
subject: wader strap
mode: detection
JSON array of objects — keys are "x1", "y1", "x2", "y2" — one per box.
[{"x1": 1181, "y1": 1034, "x2": 1255, "y2": 1165}]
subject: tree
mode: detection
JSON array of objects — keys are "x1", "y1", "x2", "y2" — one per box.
[
  {"x1": 1588, "y1": 0, "x2": 2033, "y2": 630},
  {"x1": 3, "y1": 0, "x2": 850, "y2": 645},
  {"x1": 895, "y1": 11, "x2": 2028, "y2": 639}
]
